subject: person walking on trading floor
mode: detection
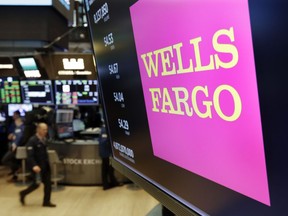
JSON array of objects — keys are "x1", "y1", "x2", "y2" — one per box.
[{"x1": 19, "y1": 123, "x2": 56, "y2": 207}]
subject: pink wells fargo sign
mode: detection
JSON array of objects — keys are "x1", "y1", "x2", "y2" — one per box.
[{"x1": 130, "y1": 0, "x2": 270, "y2": 205}]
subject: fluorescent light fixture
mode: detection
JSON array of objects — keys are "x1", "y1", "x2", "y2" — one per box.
[
  {"x1": 0, "y1": 64, "x2": 13, "y2": 69},
  {"x1": 24, "y1": 70, "x2": 41, "y2": 78},
  {"x1": 18, "y1": 58, "x2": 38, "y2": 70}
]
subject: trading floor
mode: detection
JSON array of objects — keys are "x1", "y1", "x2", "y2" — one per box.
[{"x1": 0, "y1": 166, "x2": 160, "y2": 216}]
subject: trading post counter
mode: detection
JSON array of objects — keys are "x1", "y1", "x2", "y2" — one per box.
[{"x1": 48, "y1": 139, "x2": 102, "y2": 185}]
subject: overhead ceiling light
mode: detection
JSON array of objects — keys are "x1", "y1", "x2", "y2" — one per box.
[{"x1": 0, "y1": 64, "x2": 13, "y2": 69}]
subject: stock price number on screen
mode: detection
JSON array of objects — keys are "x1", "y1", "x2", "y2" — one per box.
[
  {"x1": 104, "y1": 33, "x2": 114, "y2": 48},
  {"x1": 118, "y1": 118, "x2": 129, "y2": 131},
  {"x1": 109, "y1": 63, "x2": 118, "y2": 74},
  {"x1": 113, "y1": 92, "x2": 124, "y2": 102},
  {"x1": 113, "y1": 141, "x2": 135, "y2": 161},
  {"x1": 93, "y1": 2, "x2": 109, "y2": 24}
]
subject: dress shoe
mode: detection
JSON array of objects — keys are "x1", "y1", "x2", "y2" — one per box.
[
  {"x1": 43, "y1": 202, "x2": 56, "y2": 207},
  {"x1": 19, "y1": 192, "x2": 25, "y2": 206}
]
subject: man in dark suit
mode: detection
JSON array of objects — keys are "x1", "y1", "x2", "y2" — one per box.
[{"x1": 19, "y1": 122, "x2": 56, "y2": 207}]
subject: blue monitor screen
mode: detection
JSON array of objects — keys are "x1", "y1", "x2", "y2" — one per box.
[{"x1": 73, "y1": 119, "x2": 85, "y2": 132}]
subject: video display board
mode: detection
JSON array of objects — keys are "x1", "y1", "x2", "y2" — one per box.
[
  {"x1": 85, "y1": 0, "x2": 288, "y2": 215},
  {"x1": 0, "y1": 77, "x2": 21, "y2": 104},
  {"x1": 20, "y1": 80, "x2": 54, "y2": 104},
  {"x1": 54, "y1": 80, "x2": 98, "y2": 105}
]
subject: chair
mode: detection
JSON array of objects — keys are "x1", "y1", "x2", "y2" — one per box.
[
  {"x1": 47, "y1": 150, "x2": 64, "y2": 190},
  {"x1": 15, "y1": 146, "x2": 30, "y2": 184}
]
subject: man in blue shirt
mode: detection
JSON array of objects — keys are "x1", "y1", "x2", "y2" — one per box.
[{"x1": 1, "y1": 110, "x2": 25, "y2": 182}]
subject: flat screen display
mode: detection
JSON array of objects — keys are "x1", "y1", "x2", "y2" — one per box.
[
  {"x1": 85, "y1": 0, "x2": 288, "y2": 215},
  {"x1": 8, "y1": 104, "x2": 33, "y2": 116},
  {"x1": 55, "y1": 109, "x2": 74, "y2": 139},
  {"x1": 0, "y1": 77, "x2": 21, "y2": 104},
  {"x1": 54, "y1": 80, "x2": 98, "y2": 105},
  {"x1": 55, "y1": 109, "x2": 74, "y2": 123},
  {"x1": 56, "y1": 123, "x2": 74, "y2": 139},
  {"x1": 73, "y1": 119, "x2": 85, "y2": 132},
  {"x1": 20, "y1": 80, "x2": 54, "y2": 104}
]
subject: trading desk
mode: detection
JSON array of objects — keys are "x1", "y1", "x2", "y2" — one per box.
[{"x1": 48, "y1": 139, "x2": 101, "y2": 185}]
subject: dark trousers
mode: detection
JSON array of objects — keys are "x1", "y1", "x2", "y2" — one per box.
[
  {"x1": 1, "y1": 150, "x2": 19, "y2": 175},
  {"x1": 101, "y1": 157, "x2": 118, "y2": 188},
  {"x1": 20, "y1": 168, "x2": 52, "y2": 204}
]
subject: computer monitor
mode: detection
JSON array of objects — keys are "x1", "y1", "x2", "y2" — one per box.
[
  {"x1": 55, "y1": 109, "x2": 74, "y2": 123},
  {"x1": 54, "y1": 80, "x2": 98, "y2": 105},
  {"x1": 73, "y1": 119, "x2": 85, "y2": 132},
  {"x1": 8, "y1": 104, "x2": 33, "y2": 117},
  {"x1": 20, "y1": 80, "x2": 54, "y2": 104},
  {"x1": 56, "y1": 123, "x2": 74, "y2": 139},
  {"x1": 0, "y1": 77, "x2": 21, "y2": 104}
]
